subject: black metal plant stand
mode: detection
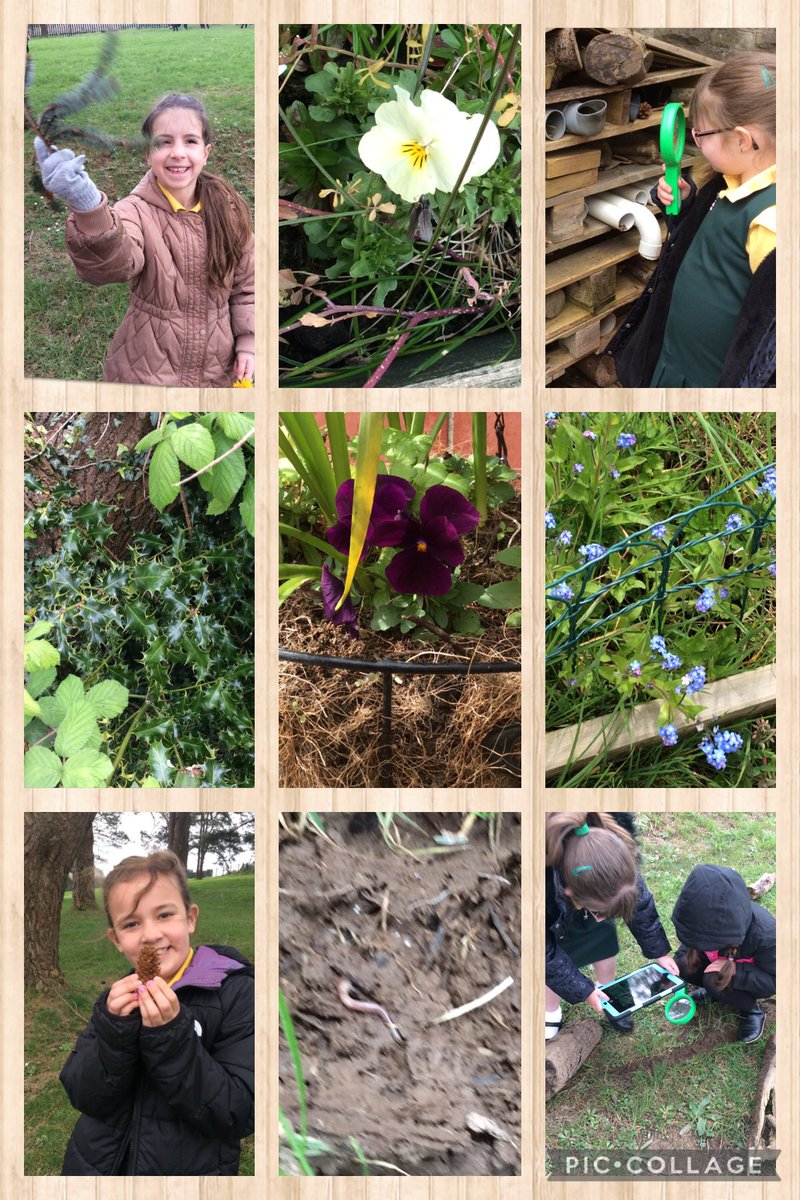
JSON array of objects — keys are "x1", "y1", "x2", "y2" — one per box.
[{"x1": 279, "y1": 648, "x2": 522, "y2": 786}]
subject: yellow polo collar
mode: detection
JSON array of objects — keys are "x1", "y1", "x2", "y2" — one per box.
[
  {"x1": 157, "y1": 179, "x2": 202, "y2": 213},
  {"x1": 167, "y1": 946, "x2": 195, "y2": 986}
]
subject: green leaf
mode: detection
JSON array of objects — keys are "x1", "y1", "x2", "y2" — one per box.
[
  {"x1": 477, "y1": 580, "x2": 522, "y2": 610},
  {"x1": 25, "y1": 667, "x2": 57, "y2": 699},
  {"x1": 217, "y1": 412, "x2": 255, "y2": 442},
  {"x1": 148, "y1": 740, "x2": 173, "y2": 785},
  {"x1": 239, "y1": 476, "x2": 255, "y2": 536},
  {"x1": 131, "y1": 561, "x2": 172, "y2": 594},
  {"x1": 55, "y1": 675, "x2": 84, "y2": 711},
  {"x1": 171, "y1": 422, "x2": 216, "y2": 471},
  {"x1": 134, "y1": 427, "x2": 165, "y2": 452},
  {"x1": 206, "y1": 447, "x2": 246, "y2": 514},
  {"x1": 140, "y1": 776, "x2": 161, "y2": 788},
  {"x1": 37, "y1": 696, "x2": 64, "y2": 728},
  {"x1": 24, "y1": 637, "x2": 60, "y2": 672},
  {"x1": 25, "y1": 620, "x2": 54, "y2": 642},
  {"x1": 451, "y1": 610, "x2": 483, "y2": 635},
  {"x1": 24, "y1": 746, "x2": 62, "y2": 787},
  {"x1": 86, "y1": 679, "x2": 129, "y2": 719},
  {"x1": 279, "y1": 575, "x2": 316, "y2": 604},
  {"x1": 24, "y1": 688, "x2": 42, "y2": 722},
  {"x1": 54, "y1": 698, "x2": 99, "y2": 757},
  {"x1": 149, "y1": 439, "x2": 181, "y2": 511},
  {"x1": 61, "y1": 748, "x2": 114, "y2": 788},
  {"x1": 124, "y1": 600, "x2": 158, "y2": 639},
  {"x1": 496, "y1": 546, "x2": 522, "y2": 568}
]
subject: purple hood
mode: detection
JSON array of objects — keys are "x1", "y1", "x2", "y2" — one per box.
[{"x1": 171, "y1": 944, "x2": 249, "y2": 992}]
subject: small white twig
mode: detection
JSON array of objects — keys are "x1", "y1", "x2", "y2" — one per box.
[
  {"x1": 434, "y1": 976, "x2": 514, "y2": 1024},
  {"x1": 174, "y1": 427, "x2": 254, "y2": 487}
]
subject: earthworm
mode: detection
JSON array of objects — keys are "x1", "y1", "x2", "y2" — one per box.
[{"x1": 337, "y1": 977, "x2": 403, "y2": 1043}]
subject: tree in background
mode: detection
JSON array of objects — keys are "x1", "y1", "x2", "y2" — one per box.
[{"x1": 25, "y1": 812, "x2": 95, "y2": 990}]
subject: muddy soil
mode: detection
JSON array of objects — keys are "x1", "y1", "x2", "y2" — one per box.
[{"x1": 279, "y1": 813, "x2": 521, "y2": 1176}]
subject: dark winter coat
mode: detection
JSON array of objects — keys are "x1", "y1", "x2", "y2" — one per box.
[
  {"x1": 606, "y1": 174, "x2": 776, "y2": 388},
  {"x1": 61, "y1": 944, "x2": 254, "y2": 1176},
  {"x1": 545, "y1": 813, "x2": 671, "y2": 1005},
  {"x1": 65, "y1": 170, "x2": 255, "y2": 387},
  {"x1": 671, "y1": 865, "x2": 776, "y2": 998}
]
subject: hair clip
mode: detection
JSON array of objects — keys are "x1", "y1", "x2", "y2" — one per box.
[
  {"x1": 572, "y1": 864, "x2": 592, "y2": 876},
  {"x1": 573, "y1": 822, "x2": 590, "y2": 836},
  {"x1": 761, "y1": 67, "x2": 775, "y2": 88}
]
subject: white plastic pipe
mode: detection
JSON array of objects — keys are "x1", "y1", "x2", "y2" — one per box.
[
  {"x1": 596, "y1": 192, "x2": 662, "y2": 260},
  {"x1": 585, "y1": 194, "x2": 635, "y2": 233},
  {"x1": 613, "y1": 183, "x2": 651, "y2": 206},
  {"x1": 599, "y1": 314, "x2": 617, "y2": 336}
]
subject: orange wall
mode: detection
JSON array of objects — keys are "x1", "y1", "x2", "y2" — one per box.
[{"x1": 312, "y1": 412, "x2": 522, "y2": 471}]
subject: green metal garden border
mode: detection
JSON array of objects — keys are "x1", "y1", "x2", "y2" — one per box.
[{"x1": 546, "y1": 463, "x2": 776, "y2": 665}]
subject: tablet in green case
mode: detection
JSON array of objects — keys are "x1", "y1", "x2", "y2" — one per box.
[{"x1": 600, "y1": 962, "x2": 684, "y2": 1019}]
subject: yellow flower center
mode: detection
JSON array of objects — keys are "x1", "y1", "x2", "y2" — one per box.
[
  {"x1": 401, "y1": 141, "x2": 429, "y2": 170},
  {"x1": 417, "y1": 539, "x2": 428, "y2": 553}
]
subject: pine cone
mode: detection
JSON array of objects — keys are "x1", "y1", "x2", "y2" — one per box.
[
  {"x1": 639, "y1": 101, "x2": 652, "y2": 119},
  {"x1": 136, "y1": 945, "x2": 161, "y2": 983}
]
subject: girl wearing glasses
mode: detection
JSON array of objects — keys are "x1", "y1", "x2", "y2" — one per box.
[
  {"x1": 545, "y1": 813, "x2": 678, "y2": 1041},
  {"x1": 608, "y1": 52, "x2": 776, "y2": 388}
]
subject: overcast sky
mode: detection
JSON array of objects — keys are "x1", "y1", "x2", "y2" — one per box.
[{"x1": 93, "y1": 812, "x2": 254, "y2": 876}]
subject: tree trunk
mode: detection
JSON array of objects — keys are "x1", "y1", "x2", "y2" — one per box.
[
  {"x1": 168, "y1": 812, "x2": 192, "y2": 868},
  {"x1": 72, "y1": 818, "x2": 98, "y2": 910},
  {"x1": 25, "y1": 812, "x2": 96, "y2": 990},
  {"x1": 25, "y1": 412, "x2": 165, "y2": 561},
  {"x1": 195, "y1": 812, "x2": 211, "y2": 877}
]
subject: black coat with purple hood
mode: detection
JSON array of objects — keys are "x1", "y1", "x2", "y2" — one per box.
[{"x1": 60, "y1": 944, "x2": 254, "y2": 1175}]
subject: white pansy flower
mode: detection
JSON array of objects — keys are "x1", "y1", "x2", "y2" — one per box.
[{"x1": 358, "y1": 86, "x2": 501, "y2": 204}]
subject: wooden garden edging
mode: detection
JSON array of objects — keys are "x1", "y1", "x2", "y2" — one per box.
[{"x1": 545, "y1": 663, "x2": 776, "y2": 775}]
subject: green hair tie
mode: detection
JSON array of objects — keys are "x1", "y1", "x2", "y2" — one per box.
[
  {"x1": 574, "y1": 822, "x2": 590, "y2": 836},
  {"x1": 572, "y1": 865, "x2": 592, "y2": 876},
  {"x1": 761, "y1": 67, "x2": 775, "y2": 88}
]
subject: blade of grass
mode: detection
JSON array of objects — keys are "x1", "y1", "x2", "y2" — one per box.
[
  {"x1": 279, "y1": 989, "x2": 309, "y2": 1140},
  {"x1": 472, "y1": 412, "x2": 488, "y2": 521},
  {"x1": 337, "y1": 412, "x2": 384, "y2": 607},
  {"x1": 326, "y1": 412, "x2": 351, "y2": 488}
]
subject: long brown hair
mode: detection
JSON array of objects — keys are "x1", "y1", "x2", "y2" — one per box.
[
  {"x1": 683, "y1": 946, "x2": 739, "y2": 989},
  {"x1": 546, "y1": 812, "x2": 639, "y2": 922},
  {"x1": 142, "y1": 93, "x2": 253, "y2": 290},
  {"x1": 103, "y1": 850, "x2": 192, "y2": 927},
  {"x1": 689, "y1": 52, "x2": 776, "y2": 148}
]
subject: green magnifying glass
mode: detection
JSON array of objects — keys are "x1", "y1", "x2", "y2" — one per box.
[
  {"x1": 659, "y1": 102, "x2": 686, "y2": 216},
  {"x1": 664, "y1": 987, "x2": 696, "y2": 1025}
]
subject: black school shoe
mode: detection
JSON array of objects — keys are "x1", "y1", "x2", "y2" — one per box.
[
  {"x1": 604, "y1": 1012, "x2": 634, "y2": 1033},
  {"x1": 738, "y1": 1005, "x2": 766, "y2": 1044}
]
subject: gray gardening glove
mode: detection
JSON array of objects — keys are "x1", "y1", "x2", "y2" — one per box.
[{"x1": 34, "y1": 137, "x2": 102, "y2": 211}]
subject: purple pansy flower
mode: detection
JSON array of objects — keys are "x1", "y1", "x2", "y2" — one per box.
[
  {"x1": 320, "y1": 564, "x2": 358, "y2": 636},
  {"x1": 326, "y1": 475, "x2": 415, "y2": 558},
  {"x1": 371, "y1": 484, "x2": 480, "y2": 596}
]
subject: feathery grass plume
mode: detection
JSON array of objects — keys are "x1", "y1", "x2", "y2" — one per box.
[
  {"x1": 25, "y1": 32, "x2": 144, "y2": 204},
  {"x1": 135, "y1": 944, "x2": 161, "y2": 983}
]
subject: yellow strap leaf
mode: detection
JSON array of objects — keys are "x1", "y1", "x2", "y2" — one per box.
[{"x1": 336, "y1": 412, "x2": 384, "y2": 608}]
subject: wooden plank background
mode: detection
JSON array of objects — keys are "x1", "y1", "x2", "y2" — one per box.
[{"x1": 1, "y1": 0, "x2": 797, "y2": 1198}]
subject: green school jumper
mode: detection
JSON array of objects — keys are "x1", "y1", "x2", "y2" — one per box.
[{"x1": 650, "y1": 182, "x2": 776, "y2": 387}]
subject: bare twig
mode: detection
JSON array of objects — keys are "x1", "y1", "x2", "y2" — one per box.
[{"x1": 175, "y1": 428, "x2": 254, "y2": 487}]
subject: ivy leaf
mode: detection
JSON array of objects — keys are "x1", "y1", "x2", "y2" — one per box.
[
  {"x1": 217, "y1": 412, "x2": 254, "y2": 442},
  {"x1": 149, "y1": 439, "x2": 181, "y2": 511},
  {"x1": 86, "y1": 679, "x2": 129, "y2": 719},
  {"x1": 170, "y1": 422, "x2": 216, "y2": 471},
  {"x1": 61, "y1": 748, "x2": 114, "y2": 788},
  {"x1": 54, "y1": 698, "x2": 100, "y2": 757},
  {"x1": 24, "y1": 746, "x2": 62, "y2": 787},
  {"x1": 239, "y1": 475, "x2": 255, "y2": 535}
]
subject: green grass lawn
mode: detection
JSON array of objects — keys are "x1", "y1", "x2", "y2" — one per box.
[
  {"x1": 25, "y1": 871, "x2": 255, "y2": 1176},
  {"x1": 547, "y1": 813, "x2": 776, "y2": 1155},
  {"x1": 25, "y1": 25, "x2": 254, "y2": 380}
]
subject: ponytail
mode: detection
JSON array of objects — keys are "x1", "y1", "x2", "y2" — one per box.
[
  {"x1": 682, "y1": 946, "x2": 739, "y2": 989},
  {"x1": 546, "y1": 812, "x2": 639, "y2": 922},
  {"x1": 196, "y1": 171, "x2": 252, "y2": 290}
]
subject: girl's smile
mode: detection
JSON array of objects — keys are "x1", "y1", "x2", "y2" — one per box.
[
  {"x1": 107, "y1": 872, "x2": 199, "y2": 982},
  {"x1": 147, "y1": 108, "x2": 210, "y2": 206}
]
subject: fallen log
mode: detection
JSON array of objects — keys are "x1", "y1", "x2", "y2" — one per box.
[
  {"x1": 746, "y1": 1034, "x2": 776, "y2": 1148},
  {"x1": 584, "y1": 33, "x2": 653, "y2": 86},
  {"x1": 545, "y1": 1019, "x2": 602, "y2": 1100},
  {"x1": 747, "y1": 872, "x2": 776, "y2": 901}
]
